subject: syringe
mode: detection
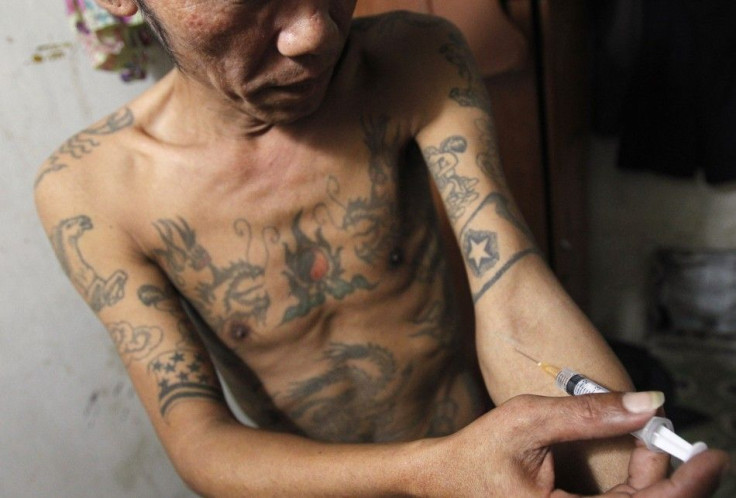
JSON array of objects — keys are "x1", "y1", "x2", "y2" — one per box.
[{"x1": 515, "y1": 349, "x2": 708, "y2": 462}]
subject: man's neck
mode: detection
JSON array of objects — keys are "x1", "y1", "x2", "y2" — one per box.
[{"x1": 164, "y1": 71, "x2": 277, "y2": 141}]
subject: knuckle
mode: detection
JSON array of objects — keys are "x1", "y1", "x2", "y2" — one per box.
[
  {"x1": 503, "y1": 394, "x2": 536, "y2": 413},
  {"x1": 572, "y1": 394, "x2": 600, "y2": 423},
  {"x1": 501, "y1": 394, "x2": 544, "y2": 427}
]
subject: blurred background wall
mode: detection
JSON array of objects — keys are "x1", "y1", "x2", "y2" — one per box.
[{"x1": 0, "y1": 1, "x2": 192, "y2": 496}]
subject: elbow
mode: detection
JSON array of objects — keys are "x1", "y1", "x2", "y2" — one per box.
[
  {"x1": 168, "y1": 438, "x2": 218, "y2": 497},
  {"x1": 164, "y1": 419, "x2": 243, "y2": 497}
]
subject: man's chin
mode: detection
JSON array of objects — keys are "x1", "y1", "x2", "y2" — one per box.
[
  {"x1": 254, "y1": 96, "x2": 326, "y2": 127},
  {"x1": 246, "y1": 77, "x2": 332, "y2": 126}
]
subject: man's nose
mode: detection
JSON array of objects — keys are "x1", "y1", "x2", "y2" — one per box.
[{"x1": 277, "y1": 4, "x2": 341, "y2": 59}]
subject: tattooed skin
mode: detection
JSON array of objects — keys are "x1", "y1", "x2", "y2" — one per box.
[
  {"x1": 36, "y1": 10, "x2": 552, "y2": 448},
  {"x1": 440, "y1": 31, "x2": 492, "y2": 111},
  {"x1": 105, "y1": 318, "x2": 222, "y2": 417},
  {"x1": 138, "y1": 283, "x2": 200, "y2": 346},
  {"x1": 285, "y1": 342, "x2": 414, "y2": 442},
  {"x1": 282, "y1": 211, "x2": 375, "y2": 323},
  {"x1": 148, "y1": 210, "x2": 377, "y2": 332},
  {"x1": 51, "y1": 215, "x2": 128, "y2": 312},
  {"x1": 421, "y1": 119, "x2": 540, "y2": 305},
  {"x1": 463, "y1": 229, "x2": 500, "y2": 278},
  {"x1": 151, "y1": 217, "x2": 271, "y2": 332},
  {"x1": 474, "y1": 116, "x2": 504, "y2": 185},
  {"x1": 147, "y1": 349, "x2": 223, "y2": 417},
  {"x1": 152, "y1": 217, "x2": 212, "y2": 282},
  {"x1": 106, "y1": 321, "x2": 164, "y2": 366},
  {"x1": 35, "y1": 108, "x2": 134, "y2": 188},
  {"x1": 325, "y1": 115, "x2": 400, "y2": 264},
  {"x1": 410, "y1": 301, "x2": 454, "y2": 346},
  {"x1": 423, "y1": 136, "x2": 479, "y2": 222},
  {"x1": 459, "y1": 193, "x2": 540, "y2": 303}
]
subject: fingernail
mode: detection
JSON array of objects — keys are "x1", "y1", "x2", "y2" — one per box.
[{"x1": 622, "y1": 391, "x2": 665, "y2": 413}]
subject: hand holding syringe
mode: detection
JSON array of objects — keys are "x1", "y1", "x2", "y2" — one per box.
[{"x1": 515, "y1": 349, "x2": 708, "y2": 462}]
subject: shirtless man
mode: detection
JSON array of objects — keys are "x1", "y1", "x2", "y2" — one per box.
[{"x1": 34, "y1": 0, "x2": 729, "y2": 495}]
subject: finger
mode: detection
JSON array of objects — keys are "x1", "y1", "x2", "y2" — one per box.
[
  {"x1": 638, "y1": 449, "x2": 730, "y2": 498},
  {"x1": 625, "y1": 440, "x2": 670, "y2": 490},
  {"x1": 516, "y1": 392, "x2": 665, "y2": 448}
]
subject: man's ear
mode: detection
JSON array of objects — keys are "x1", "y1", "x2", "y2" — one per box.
[{"x1": 92, "y1": 0, "x2": 139, "y2": 17}]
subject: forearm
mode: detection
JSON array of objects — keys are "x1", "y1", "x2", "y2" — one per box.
[
  {"x1": 475, "y1": 257, "x2": 636, "y2": 492},
  {"x1": 168, "y1": 414, "x2": 432, "y2": 497},
  {"x1": 475, "y1": 257, "x2": 633, "y2": 402}
]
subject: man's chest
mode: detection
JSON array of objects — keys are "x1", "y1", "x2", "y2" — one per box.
[{"x1": 132, "y1": 122, "x2": 444, "y2": 356}]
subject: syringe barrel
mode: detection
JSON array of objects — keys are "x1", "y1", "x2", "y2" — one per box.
[
  {"x1": 551, "y1": 367, "x2": 705, "y2": 461},
  {"x1": 555, "y1": 368, "x2": 610, "y2": 395}
]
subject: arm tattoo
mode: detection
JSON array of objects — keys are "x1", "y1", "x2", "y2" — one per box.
[
  {"x1": 474, "y1": 116, "x2": 504, "y2": 185},
  {"x1": 137, "y1": 283, "x2": 200, "y2": 346},
  {"x1": 422, "y1": 124, "x2": 538, "y2": 302},
  {"x1": 440, "y1": 31, "x2": 491, "y2": 111},
  {"x1": 423, "y1": 135, "x2": 479, "y2": 222},
  {"x1": 459, "y1": 194, "x2": 539, "y2": 303},
  {"x1": 51, "y1": 215, "x2": 128, "y2": 312},
  {"x1": 35, "y1": 107, "x2": 134, "y2": 188},
  {"x1": 148, "y1": 349, "x2": 223, "y2": 417},
  {"x1": 106, "y1": 321, "x2": 163, "y2": 365},
  {"x1": 463, "y1": 228, "x2": 499, "y2": 277},
  {"x1": 106, "y1": 319, "x2": 223, "y2": 417}
]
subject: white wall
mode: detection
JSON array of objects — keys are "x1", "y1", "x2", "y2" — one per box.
[
  {"x1": 587, "y1": 137, "x2": 736, "y2": 344},
  {"x1": 0, "y1": 2, "x2": 193, "y2": 496}
]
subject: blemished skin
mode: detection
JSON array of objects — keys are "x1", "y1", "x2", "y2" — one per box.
[{"x1": 34, "y1": 0, "x2": 729, "y2": 496}]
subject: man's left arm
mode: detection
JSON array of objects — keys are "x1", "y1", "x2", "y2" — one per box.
[{"x1": 411, "y1": 18, "x2": 651, "y2": 492}]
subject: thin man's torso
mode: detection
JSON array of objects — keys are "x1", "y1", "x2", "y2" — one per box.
[{"x1": 47, "y1": 18, "x2": 490, "y2": 443}]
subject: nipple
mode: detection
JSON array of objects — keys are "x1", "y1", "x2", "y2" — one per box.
[
  {"x1": 224, "y1": 319, "x2": 253, "y2": 342},
  {"x1": 389, "y1": 247, "x2": 404, "y2": 267}
]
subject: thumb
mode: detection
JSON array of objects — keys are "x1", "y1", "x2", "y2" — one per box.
[{"x1": 529, "y1": 391, "x2": 665, "y2": 448}]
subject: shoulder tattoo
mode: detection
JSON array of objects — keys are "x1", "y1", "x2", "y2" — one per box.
[{"x1": 35, "y1": 107, "x2": 134, "y2": 189}]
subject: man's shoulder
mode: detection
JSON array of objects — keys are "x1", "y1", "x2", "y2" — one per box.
[
  {"x1": 33, "y1": 106, "x2": 137, "y2": 193},
  {"x1": 350, "y1": 10, "x2": 458, "y2": 60},
  {"x1": 33, "y1": 104, "x2": 142, "y2": 235},
  {"x1": 344, "y1": 11, "x2": 468, "y2": 124}
]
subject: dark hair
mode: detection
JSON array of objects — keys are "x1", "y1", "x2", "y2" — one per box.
[{"x1": 134, "y1": 0, "x2": 179, "y2": 66}]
